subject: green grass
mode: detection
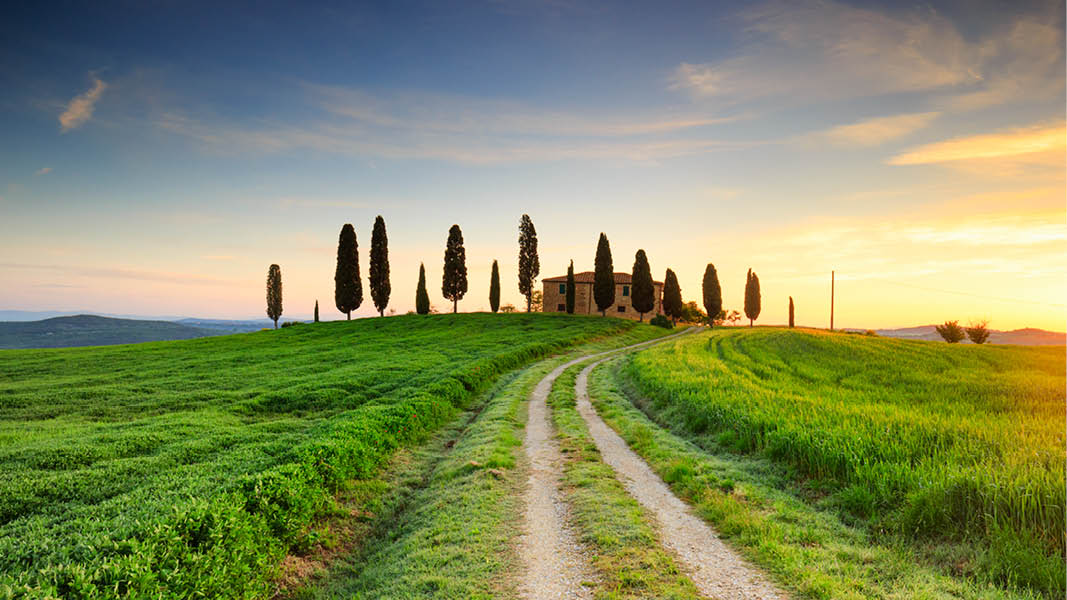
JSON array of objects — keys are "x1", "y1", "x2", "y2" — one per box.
[
  {"x1": 620, "y1": 328, "x2": 1065, "y2": 597},
  {"x1": 547, "y1": 365, "x2": 703, "y2": 600},
  {"x1": 0, "y1": 313, "x2": 641, "y2": 599},
  {"x1": 289, "y1": 325, "x2": 674, "y2": 599}
]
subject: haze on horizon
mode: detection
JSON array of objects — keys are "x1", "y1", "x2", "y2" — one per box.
[{"x1": 1, "y1": 0, "x2": 1064, "y2": 331}]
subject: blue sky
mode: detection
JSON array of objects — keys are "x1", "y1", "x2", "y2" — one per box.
[{"x1": 1, "y1": 0, "x2": 1064, "y2": 329}]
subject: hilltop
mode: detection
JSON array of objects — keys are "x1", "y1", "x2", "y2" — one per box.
[
  {"x1": 876, "y1": 324, "x2": 1065, "y2": 345},
  {"x1": 0, "y1": 314, "x2": 221, "y2": 349}
]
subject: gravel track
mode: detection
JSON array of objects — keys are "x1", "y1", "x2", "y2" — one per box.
[
  {"x1": 517, "y1": 329, "x2": 695, "y2": 600},
  {"x1": 574, "y1": 355, "x2": 788, "y2": 600}
]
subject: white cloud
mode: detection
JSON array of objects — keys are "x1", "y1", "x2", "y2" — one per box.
[
  {"x1": 814, "y1": 112, "x2": 940, "y2": 147},
  {"x1": 59, "y1": 76, "x2": 108, "y2": 132},
  {"x1": 34, "y1": 167, "x2": 53, "y2": 176},
  {"x1": 670, "y1": 1, "x2": 1062, "y2": 111}
]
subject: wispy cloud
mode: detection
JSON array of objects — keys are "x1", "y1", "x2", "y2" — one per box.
[
  {"x1": 670, "y1": 1, "x2": 1062, "y2": 111},
  {"x1": 59, "y1": 76, "x2": 108, "y2": 132},
  {"x1": 156, "y1": 101, "x2": 744, "y2": 165},
  {"x1": 34, "y1": 167, "x2": 53, "y2": 176},
  {"x1": 0, "y1": 262, "x2": 229, "y2": 286},
  {"x1": 811, "y1": 112, "x2": 940, "y2": 147},
  {"x1": 888, "y1": 123, "x2": 1066, "y2": 165}
]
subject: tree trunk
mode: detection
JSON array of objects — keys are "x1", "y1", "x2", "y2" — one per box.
[
  {"x1": 749, "y1": 319, "x2": 753, "y2": 327},
  {"x1": 526, "y1": 296, "x2": 531, "y2": 312},
  {"x1": 273, "y1": 319, "x2": 278, "y2": 329},
  {"x1": 379, "y1": 308, "x2": 384, "y2": 317},
  {"x1": 639, "y1": 313, "x2": 644, "y2": 322},
  {"x1": 453, "y1": 299, "x2": 458, "y2": 313},
  {"x1": 346, "y1": 311, "x2": 351, "y2": 320}
]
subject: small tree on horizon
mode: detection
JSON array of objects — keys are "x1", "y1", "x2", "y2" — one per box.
[
  {"x1": 788, "y1": 296, "x2": 794, "y2": 328},
  {"x1": 489, "y1": 260, "x2": 501, "y2": 313},
  {"x1": 702, "y1": 263, "x2": 722, "y2": 328},
  {"x1": 314, "y1": 300, "x2": 319, "y2": 323},
  {"x1": 565, "y1": 260, "x2": 576, "y2": 314},
  {"x1": 936, "y1": 320, "x2": 966, "y2": 343},
  {"x1": 369, "y1": 215, "x2": 390, "y2": 317},
  {"x1": 965, "y1": 320, "x2": 990, "y2": 344},
  {"x1": 442, "y1": 224, "x2": 468, "y2": 313},
  {"x1": 744, "y1": 268, "x2": 761, "y2": 327},
  {"x1": 266, "y1": 263, "x2": 282, "y2": 329},
  {"x1": 679, "y1": 301, "x2": 706, "y2": 324},
  {"x1": 415, "y1": 263, "x2": 430, "y2": 315},
  {"x1": 334, "y1": 224, "x2": 362, "y2": 320},
  {"x1": 593, "y1": 233, "x2": 615, "y2": 316},
  {"x1": 630, "y1": 250, "x2": 655, "y2": 322},
  {"x1": 662, "y1": 268, "x2": 683, "y2": 326},
  {"x1": 518, "y1": 214, "x2": 540, "y2": 312}
]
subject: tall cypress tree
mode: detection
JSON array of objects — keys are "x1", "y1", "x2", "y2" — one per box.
[
  {"x1": 593, "y1": 233, "x2": 614, "y2": 316},
  {"x1": 744, "y1": 268, "x2": 761, "y2": 327},
  {"x1": 369, "y1": 215, "x2": 390, "y2": 317},
  {"x1": 314, "y1": 300, "x2": 319, "y2": 323},
  {"x1": 442, "y1": 224, "x2": 468, "y2": 313},
  {"x1": 565, "y1": 260, "x2": 576, "y2": 314},
  {"x1": 334, "y1": 224, "x2": 362, "y2": 319},
  {"x1": 518, "y1": 214, "x2": 539, "y2": 312},
  {"x1": 662, "y1": 268, "x2": 682, "y2": 325},
  {"x1": 266, "y1": 263, "x2": 282, "y2": 329},
  {"x1": 631, "y1": 250, "x2": 654, "y2": 322},
  {"x1": 702, "y1": 263, "x2": 722, "y2": 328},
  {"x1": 415, "y1": 263, "x2": 430, "y2": 315},
  {"x1": 489, "y1": 260, "x2": 501, "y2": 313},
  {"x1": 788, "y1": 296, "x2": 795, "y2": 328}
]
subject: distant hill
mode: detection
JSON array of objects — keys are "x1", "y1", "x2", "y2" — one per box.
[
  {"x1": 875, "y1": 325, "x2": 1065, "y2": 346},
  {"x1": 0, "y1": 315, "x2": 222, "y2": 349},
  {"x1": 175, "y1": 318, "x2": 274, "y2": 332}
]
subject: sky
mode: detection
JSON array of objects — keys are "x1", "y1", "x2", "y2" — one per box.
[{"x1": 1, "y1": 0, "x2": 1064, "y2": 331}]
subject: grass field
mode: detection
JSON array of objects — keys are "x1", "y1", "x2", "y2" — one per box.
[
  {"x1": 0, "y1": 313, "x2": 641, "y2": 599},
  {"x1": 622, "y1": 328, "x2": 1065, "y2": 597}
]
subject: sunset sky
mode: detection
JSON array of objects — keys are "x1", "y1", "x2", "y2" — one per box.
[{"x1": 1, "y1": 1, "x2": 1064, "y2": 331}]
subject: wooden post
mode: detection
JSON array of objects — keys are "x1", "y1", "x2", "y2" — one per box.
[{"x1": 830, "y1": 270, "x2": 835, "y2": 331}]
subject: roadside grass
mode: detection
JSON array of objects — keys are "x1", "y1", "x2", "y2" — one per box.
[
  {"x1": 547, "y1": 364, "x2": 703, "y2": 600},
  {"x1": 0, "y1": 313, "x2": 638, "y2": 598},
  {"x1": 621, "y1": 328, "x2": 1064, "y2": 597},
  {"x1": 591, "y1": 353, "x2": 1045, "y2": 600},
  {"x1": 278, "y1": 324, "x2": 676, "y2": 599}
]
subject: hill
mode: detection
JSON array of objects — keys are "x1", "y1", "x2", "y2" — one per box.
[
  {"x1": 622, "y1": 328, "x2": 1065, "y2": 597},
  {"x1": 0, "y1": 314, "x2": 221, "y2": 349},
  {"x1": 0, "y1": 313, "x2": 656, "y2": 598},
  {"x1": 876, "y1": 324, "x2": 1065, "y2": 345}
]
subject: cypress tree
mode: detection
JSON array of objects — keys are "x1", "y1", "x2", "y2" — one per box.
[
  {"x1": 702, "y1": 263, "x2": 722, "y2": 328},
  {"x1": 518, "y1": 214, "x2": 539, "y2": 312},
  {"x1": 630, "y1": 250, "x2": 654, "y2": 322},
  {"x1": 415, "y1": 263, "x2": 430, "y2": 315},
  {"x1": 489, "y1": 260, "x2": 501, "y2": 313},
  {"x1": 334, "y1": 224, "x2": 362, "y2": 319},
  {"x1": 662, "y1": 268, "x2": 682, "y2": 325},
  {"x1": 369, "y1": 215, "x2": 390, "y2": 317},
  {"x1": 788, "y1": 296, "x2": 795, "y2": 328},
  {"x1": 744, "y1": 268, "x2": 761, "y2": 327},
  {"x1": 593, "y1": 233, "x2": 614, "y2": 316},
  {"x1": 266, "y1": 263, "x2": 282, "y2": 329},
  {"x1": 314, "y1": 300, "x2": 319, "y2": 323},
  {"x1": 442, "y1": 224, "x2": 468, "y2": 313},
  {"x1": 565, "y1": 260, "x2": 576, "y2": 314}
]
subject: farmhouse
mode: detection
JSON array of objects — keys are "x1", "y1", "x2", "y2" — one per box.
[{"x1": 542, "y1": 271, "x2": 663, "y2": 321}]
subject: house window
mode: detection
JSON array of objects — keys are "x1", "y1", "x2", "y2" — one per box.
[
  {"x1": 622, "y1": 285, "x2": 630, "y2": 296},
  {"x1": 559, "y1": 283, "x2": 566, "y2": 294},
  {"x1": 557, "y1": 303, "x2": 565, "y2": 311},
  {"x1": 618, "y1": 305, "x2": 626, "y2": 312}
]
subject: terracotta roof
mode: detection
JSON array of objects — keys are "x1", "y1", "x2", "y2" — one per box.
[{"x1": 543, "y1": 271, "x2": 662, "y2": 285}]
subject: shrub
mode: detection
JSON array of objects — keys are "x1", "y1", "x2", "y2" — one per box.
[
  {"x1": 935, "y1": 320, "x2": 965, "y2": 343},
  {"x1": 649, "y1": 314, "x2": 673, "y2": 329},
  {"x1": 966, "y1": 320, "x2": 990, "y2": 344}
]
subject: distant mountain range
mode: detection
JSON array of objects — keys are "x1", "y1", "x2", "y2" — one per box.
[
  {"x1": 0, "y1": 315, "x2": 231, "y2": 349},
  {"x1": 873, "y1": 325, "x2": 1065, "y2": 346}
]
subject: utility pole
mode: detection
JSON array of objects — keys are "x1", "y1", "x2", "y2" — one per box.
[{"x1": 830, "y1": 270, "x2": 835, "y2": 331}]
